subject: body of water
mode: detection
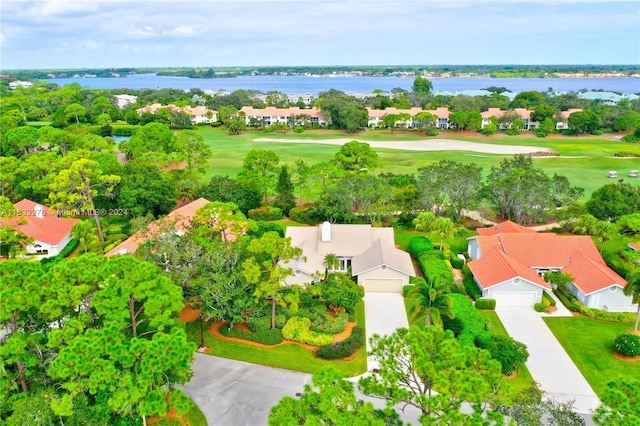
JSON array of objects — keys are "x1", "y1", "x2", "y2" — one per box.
[{"x1": 43, "y1": 73, "x2": 640, "y2": 95}]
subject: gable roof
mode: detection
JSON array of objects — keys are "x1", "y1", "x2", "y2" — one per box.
[
  {"x1": 105, "y1": 198, "x2": 210, "y2": 256},
  {"x1": 477, "y1": 220, "x2": 537, "y2": 235},
  {"x1": 0, "y1": 199, "x2": 78, "y2": 246},
  {"x1": 564, "y1": 252, "x2": 627, "y2": 295},
  {"x1": 467, "y1": 247, "x2": 551, "y2": 290},
  {"x1": 628, "y1": 241, "x2": 640, "y2": 251},
  {"x1": 285, "y1": 223, "x2": 414, "y2": 277}
]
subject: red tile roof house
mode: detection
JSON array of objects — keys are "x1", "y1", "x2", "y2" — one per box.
[
  {"x1": 239, "y1": 106, "x2": 327, "y2": 127},
  {"x1": 105, "y1": 198, "x2": 211, "y2": 256},
  {"x1": 285, "y1": 222, "x2": 415, "y2": 292},
  {"x1": 0, "y1": 199, "x2": 78, "y2": 258},
  {"x1": 467, "y1": 220, "x2": 636, "y2": 312},
  {"x1": 628, "y1": 241, "x2": 640, "y2": 251}
]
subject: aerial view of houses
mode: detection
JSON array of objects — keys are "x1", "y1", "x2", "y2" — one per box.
[{"x1": 1, "y1": 1, "x2": 639, "y2": 425}]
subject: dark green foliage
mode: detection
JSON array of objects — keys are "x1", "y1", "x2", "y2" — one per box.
[
  {"x1": 39, "y1": 239, "x2": 79, "y2": 271},
  {"x1": 312, "y1": 312, "x2": 349, "y2": 335},
  {"x1": 450, "y1": 254, "x2": 465, "y2": 269},
  {"x1": 441, "y1": 315, "x2": 465, "y2": 337},
  {"x1": 288, "y1": 204, "x2": 318, "y2": 225},
  {"x1": 274, "y1": 166, "x2": 296, "y2": 215},
  {"x1": 554, "y1": 286, "x2": 636, "y2": 322},
  {"x1": 488, "y1": 336, "x2": 529, "y2": 376},
  {"x1": 449, "y1": 293, "x2": 490, "y2": 347},
  {"x1": 553, "y1": 287, "x2": 579, "y2": 311},
  {"x1": 542, "y1": 291, "x2": 556, "y2": 307},
  {"x1": 248, "y1": 206, "x2": 284, "y2": 221},
  {"x1": 315, "y1": 326, "x2": 365, "y2": 359},
  {"x1": 417, "y1": 253, "x2": 455, "y2": 290},
  {"x1": 408, "y1": 235, "x2": 434, "y2": 259},
  {"x1": 463, "y1": 264, "x2": 482, "y2": 300},
  {"x1": 248, "y1": 315, "x2": 286, "y2": 332},
  {"x1": 198, "y1": 175, "x2": 261, "y2": 214},
  {"x1": 220, "y1": 325, "x2": 283, "y2": 345},
  {"x1": 475, "y1": 298, "x2": 496, "y2": 310},
  {"x1": 586, "y1": 181, "x2": 640, "y2": 221},
  {"x1": 296, "y1": 303, "x2": 329, "y2": 323},
  {"x1": 320, "y1": 274, "x2": 364, "y2": 311},
  {"x1": 248, "y1": 221, "x2": 285, "y2": 238},
  {"x1": 534, "y1": 303, "x2": 545, "y2": 312},
  {"x1": 614, "y1": 333, "x2": 640, "y2": 357}
]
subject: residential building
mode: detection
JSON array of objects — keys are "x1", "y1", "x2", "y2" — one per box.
[
  {"x1": 239, "y1": 106, "x2": 327, "y2": 127},
  {"x1": 8, "y1": 81, "x2": 33, "y2": 89},
  {"x1": 467, "y1": 221, "x2": 636, "y2": 312},
  {"x1": 0, "y1": 199, "x2": 78, "y2": 258},
  {"x1": 285, "y1": 222, "x2": 415, "y2": 292},
  {"x1": 114, "y1": 94, "x2": 138, "y2": 109},
  {"x1": 136, "y1": 103, "x2": 218, "y2": 124}
]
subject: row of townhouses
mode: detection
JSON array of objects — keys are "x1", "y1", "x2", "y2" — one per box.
[{"x1": 136, "y1": 103, "x2": 218, "y2": 125}]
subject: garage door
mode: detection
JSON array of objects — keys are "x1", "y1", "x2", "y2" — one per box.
[
  {"x1": 492, "y1": 292, "x2": 537, "y2": 307},
  {"x1": 362, "y1": 278, "x2": 404, "y2": 293}
]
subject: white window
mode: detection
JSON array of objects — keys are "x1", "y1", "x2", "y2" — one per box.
[{"x1": 338, "y1": 257, "x2": 352, "y2": 272}]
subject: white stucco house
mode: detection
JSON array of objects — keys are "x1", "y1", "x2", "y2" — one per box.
[
  {"x1": 0, "y1": 199, "x2": 78, "y2": 258},
  {"x1": 467, "y1": 220, "x2": 636, "y2": 312},
  {"x1": 285, "y1": 222, "x2": 415, "y2": 292}
]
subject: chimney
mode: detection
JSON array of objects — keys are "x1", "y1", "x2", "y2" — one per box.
[
  {"x1": 321, "y1": 221, "x2": 331, "y2": 242},
  {"x1": 34, "y1": 205, "x2": 45, "y2": 219}
]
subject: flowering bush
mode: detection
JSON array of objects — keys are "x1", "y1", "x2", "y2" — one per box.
[{"x1": 614, "y1": 333, "x2": 640, "y2": 357}]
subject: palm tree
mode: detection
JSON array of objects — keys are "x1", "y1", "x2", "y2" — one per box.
[
  {"x1": 624, "y1": 268, "x2": 640, "y2": 331},
  {"x1": 406, "y1": 278, "x2": 454, "y2": 327},
  {"x1": 413, "y1": 211, "x2": 436, "y2": 232},
  {"x1": 433, "y1": 217, "x2": 455, "y2": 251},
  {"x1": 71, "y1": 219, "x2": 97, "y2": 253},
  {"x1": 323, "y1": 253, "x2": 339, "y2": 278}
]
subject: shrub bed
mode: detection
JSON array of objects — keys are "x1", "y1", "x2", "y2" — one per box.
[
  {"x1": 248, "y1": 315, "x2": 286, "y2": 332},
  {"x1": 288, "y1": 204, "x2": 317, "y2": 225},
  {"x1": 312, "y1": 312, "x2": 349, "y2": 335},
  {"x1": 463, "y1": 264, "x2": 482, "y2": 300},
  {"x1": 296, "y1": 304, "x2": 328, "y2": 322},
  {"x1": 475, "y1": 298, "x2": 496, "y2": 310},
  {"x1": 450, "y1": 254, "x2": 465, "y2": 269},
  {"x1": 450, "y1": 293, "x2": 490, "y2": 347},
  {"x1": 248, "y1": 206, "x2": 283, "y2": 221},
  {"x1": 316, "y1": 326, "x2": 365, "y2": 359},
  {"x1": 555, "y1": 286, "x2": 636, "y2": 322},
  {"x1": 614, "y1": 333, "x2": 640, "y2": 357},
  {"x1": 282, "y1": 317, "x2": 333, "y2": 346},
  {"x1": 220, "y1": 325, "x2": 283, "y2": 345},
  {"x1": 534, "y1": 303, "x2": 545, "y2": 313},
  {"x1": 417, "y1": 253, "x2": 455, "y2": 289},
  {"x1": 542, "y1": 291, "x2": 556, "y2": 307}
]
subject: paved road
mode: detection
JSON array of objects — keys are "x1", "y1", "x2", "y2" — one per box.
[
  {"x1": 183, "y1": 354, "x2": 312, "y2": 426},
  {"x1": 495, "y1": 307, "x2": 600, "y2": 414}
]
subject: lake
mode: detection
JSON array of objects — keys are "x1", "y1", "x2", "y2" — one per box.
[{"x1": 42, "y1": 74, "x2": 640, "y2": 95}]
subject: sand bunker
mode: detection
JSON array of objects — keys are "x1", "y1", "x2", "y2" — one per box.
[{"x1": 253, "y1": 138, "x2": 553, "y2": 155}]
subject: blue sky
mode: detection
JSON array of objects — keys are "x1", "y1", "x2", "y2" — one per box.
[{"x1": 1, "y1": 0, "x2": 639, "y2": 69}]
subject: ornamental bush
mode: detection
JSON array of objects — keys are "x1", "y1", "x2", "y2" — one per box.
[
  {"x1": 316, "y1": 326, "x2": 365, "y2": 359},
  {"x1": 463, "y1": 265, "x2": 482, "y2": 300},
  {"x1": 450, "y1": 293, "x2": 490, "y2": 347},
  {"x1": 220, "y1": 325, "x2": 283, "y2": 345},
  {"x1": 247, "y1": 206, "x2": 283, "y2": 221},
  {"x1": 282, "y1": 316, "x2": 333, "y2": 346},
  {"x1": 247, "y1": 315, "x2": 286, "y2": 332},
  {"x1": 450, "y1": 254, "x2": 465, "y2": 269},
  {"x1": 475, "y1": 298, "x2": 496, "y2": 310},
  {"x1": 320, "y1": 274, "x2": 364, "y2": 311},
  {"x1": 614, "y1": 333, "x2": 640, "y2": 357},
  {"x1": 288, "y1": 204, "x2": 317, "y2": 225},
  {"x1": 534, "y1": 303, "x2": 545, "y2": 312},
  {"x1": 312, "y1": 312, "x2": 349, "y2": 335},
  {"x1": 488, "y1": 335, "x2": 530, "y2": 375}
]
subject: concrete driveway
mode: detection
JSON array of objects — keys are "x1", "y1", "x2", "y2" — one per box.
[
  {"x1": 363, "y1": 293, "x2": 409, "y2": 370},
  {"x1": 495, "y1": 307, "x2": 600, "y2": 414},
  {"x1": 183, "y1": 354, "x2": 312, "y2": 426}
]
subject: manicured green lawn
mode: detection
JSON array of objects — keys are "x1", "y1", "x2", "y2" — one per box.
[
  {"x1": 543, "y1": 316, "x2": 640, "y2": 397},
  {"x1": 394, "y1": 229, "x2": 472, "y2": 254},
  {"x1": 479, "y1": 310, "x2": 536, "y2": 393},
  {"x1": 185, "y1": 302, "x2": 367, "y2": 377},
  {"x1": 183, "y1": 399, "x2": 208, "y2": 426},
  {"x1": 197, "y1": 127, "x2": 640, "y2": 199}
]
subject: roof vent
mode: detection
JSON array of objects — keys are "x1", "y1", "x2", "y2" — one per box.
[{"x1": 321, "y1": 221, "x2": 331, "y2": 242}]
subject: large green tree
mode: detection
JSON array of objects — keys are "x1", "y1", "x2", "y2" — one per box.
[
  {"x1": 274, "y1": 165, "x2": 296, "y2": 215},
  {"x1": 594, "y1": 378, "x2": 640, "y2": 425},
  {"x1": 334, "y1": 140, "x2": 379, "y2": 171},
  {"x1": 586, "y1": 181, "x2": 640, "y2": 222}
]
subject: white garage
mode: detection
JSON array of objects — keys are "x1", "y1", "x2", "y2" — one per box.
[
  {"x1": 492, "y1": 291, "x2": 539, "y2": 307},
  {"x1": 361, "y1": 278, "x2": 405, "y2": 293}
]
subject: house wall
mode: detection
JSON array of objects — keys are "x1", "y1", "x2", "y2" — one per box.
[
  {"x1": 286, "y1": 270, "x2": 316, "y2": 286},
  {"x1": 585, "y1": 286, "x2": 636, "y2": 312},
  {"x1": 467, "y1": 239, "x2": 481, "y2": 260},
  {"x1": 356, "y1": 266, "x2": 410, "y2": 286},
  {"x1": 482, "y1": 278, "x2": 543, "y2": 303}
]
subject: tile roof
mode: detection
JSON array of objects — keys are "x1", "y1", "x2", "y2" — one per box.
[
  {"x1": 467, "y1": 247, "x2": 550, "y2": 290},
  {"x1": 558, "y1": 235, "x2": 605, "y2": 266},
  {"x1": 564, "y1": 252, "x2": 626, "y2": 295},
  {"x1": 105, "y1": 198, "x2": 210, "y2": 256},
  {"x1": 498, "y1": 233, "x2": 570, "y2": 268},
  {"x1": 477, "y1": 220, "x2": 537, "y2": 235},
  {"x1": 628, "y1": 241, "x2": 640, "y2": 251},
  {"x1": 240, "y1": 106, "x2": 323, "y2": 118},
  {"x1": 0, "y1": 199, "x2": 78, "y2": 246}
]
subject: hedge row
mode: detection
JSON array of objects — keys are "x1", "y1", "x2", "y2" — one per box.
[
  {"x1": 554, "y1": 286, "x2": 636, "y2": 322},
  {"x1": 450, "y1": 254, "x2": 465, "y2": 269},
  {"x1": 40, "y1": 238, "x2": 79, "y2": 271},
  {"x1": 462, "y1": 265, "x2": 482, "y2": 300},
  {"x1": 542, "y1": 291, "x2": 556, "y2": 307},
  {"x1": 248, "y1": 206, "x2": 283, "y2": 221},
  {"x1": 417, "y1": 254, "x2": 455, "y2": 289},
  {"x1": 408, "y1": 236, "x2": 434, "y2": 259},
  {"x1": 449, "y1": 293, "x2": 490, "y2": 347},
  {"x1": 312, "y1": 312, "x2": 348, "y2": 335},
  {"x1": 316, "y1": 326, "x2": 365, "y2": 360},
  {"x1": 475, "y1": 298, "x2": 496, "y2": 310},
  {"x1": 219, "y1": 325, "x2": 283, "y2": 345},
  {"x1": 282, "y1": 316, "x2": 333, "y2": 346},
  {"x1": 288, "y1": 204, "x2": 317, "y2": 225}
]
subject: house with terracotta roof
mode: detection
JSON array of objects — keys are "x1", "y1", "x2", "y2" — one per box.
[
  {"x1": 105, "y1": 198, "x2": 211, "y2": 256},
  {"x1": 0, "y1": 199, "x2": 78, "y2": 258},
  {"x1": 467, "y1": 220, "x2": 635, "y2": 311},
  {"x1": 628, "y1": 241, "x2": 640, "y2": 251},
  {"x1": 365, "y1": 107, "x2": 451, "y2": 129},
  {"x1": 285, "y1": 222, "x2": 415, "y2": 292},
  {"x1": 136, "y1": 104, "x2": 218, "y2": 124}
]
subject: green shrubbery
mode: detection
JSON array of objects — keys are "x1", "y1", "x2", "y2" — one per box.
[
  {"x1": 408, "y1": 236, "x2": 434, "y2": 259},
  {"x1": 614, "y1": 333, "x2": 640, "y2": 357},
  {"x1": 315, "y1": 326, "x2": 365, "y2": 360},
  {"x1": 449, "y1": 293, "x2": 490, "y2": 347},
  {"x1": 40, "y1": 238, "x2": 79, "y2": 271},
  {"x1": 475, "y1": 298, "x2": 496, "y2": 310},
  {"x1": 542, "y1": 291, "x2": 556, "y2": 307},
  {"x1": 534, "y1": 303, "x2": 546, "y2": 313},
  {"x1": 248, "y1": 206, "x2": 284, "y2": 221},
  {"x1": 320, "y1": 274, "x2": 364, "y2": 311},
  {"x1": 296, "y1": 303, "x2": 329, "y2": 323},
  {"x1": 282, "y1": 316, "x2": 333, "y2": 346},
  {"x1": 220, "y1": 325, "x2": 283, "y2": 345},
  {"x1": 247, "y1": 315, "x2": 286, "y2": 332},
  {"x1": 450, "y1": 254, "x2": 465, "y2": 269},
  {"x1": 288, "y1": 204, "x2": 317, "y2": 225},
  {"x1": 418, "y1": 253, "x2": 455, "y2": 289},
  {"x1": 487, "y1": 335, "x2": 530, "y2": 375},
  {"x1": 463, "y1": 264, "x2": 482, "y2": 300},
  {"x1": 312, "y1": 312, "x2": 348, "y2": 335},
  {"x1": 554, "y1": 286, "x2": 636, "y2": 322}
]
